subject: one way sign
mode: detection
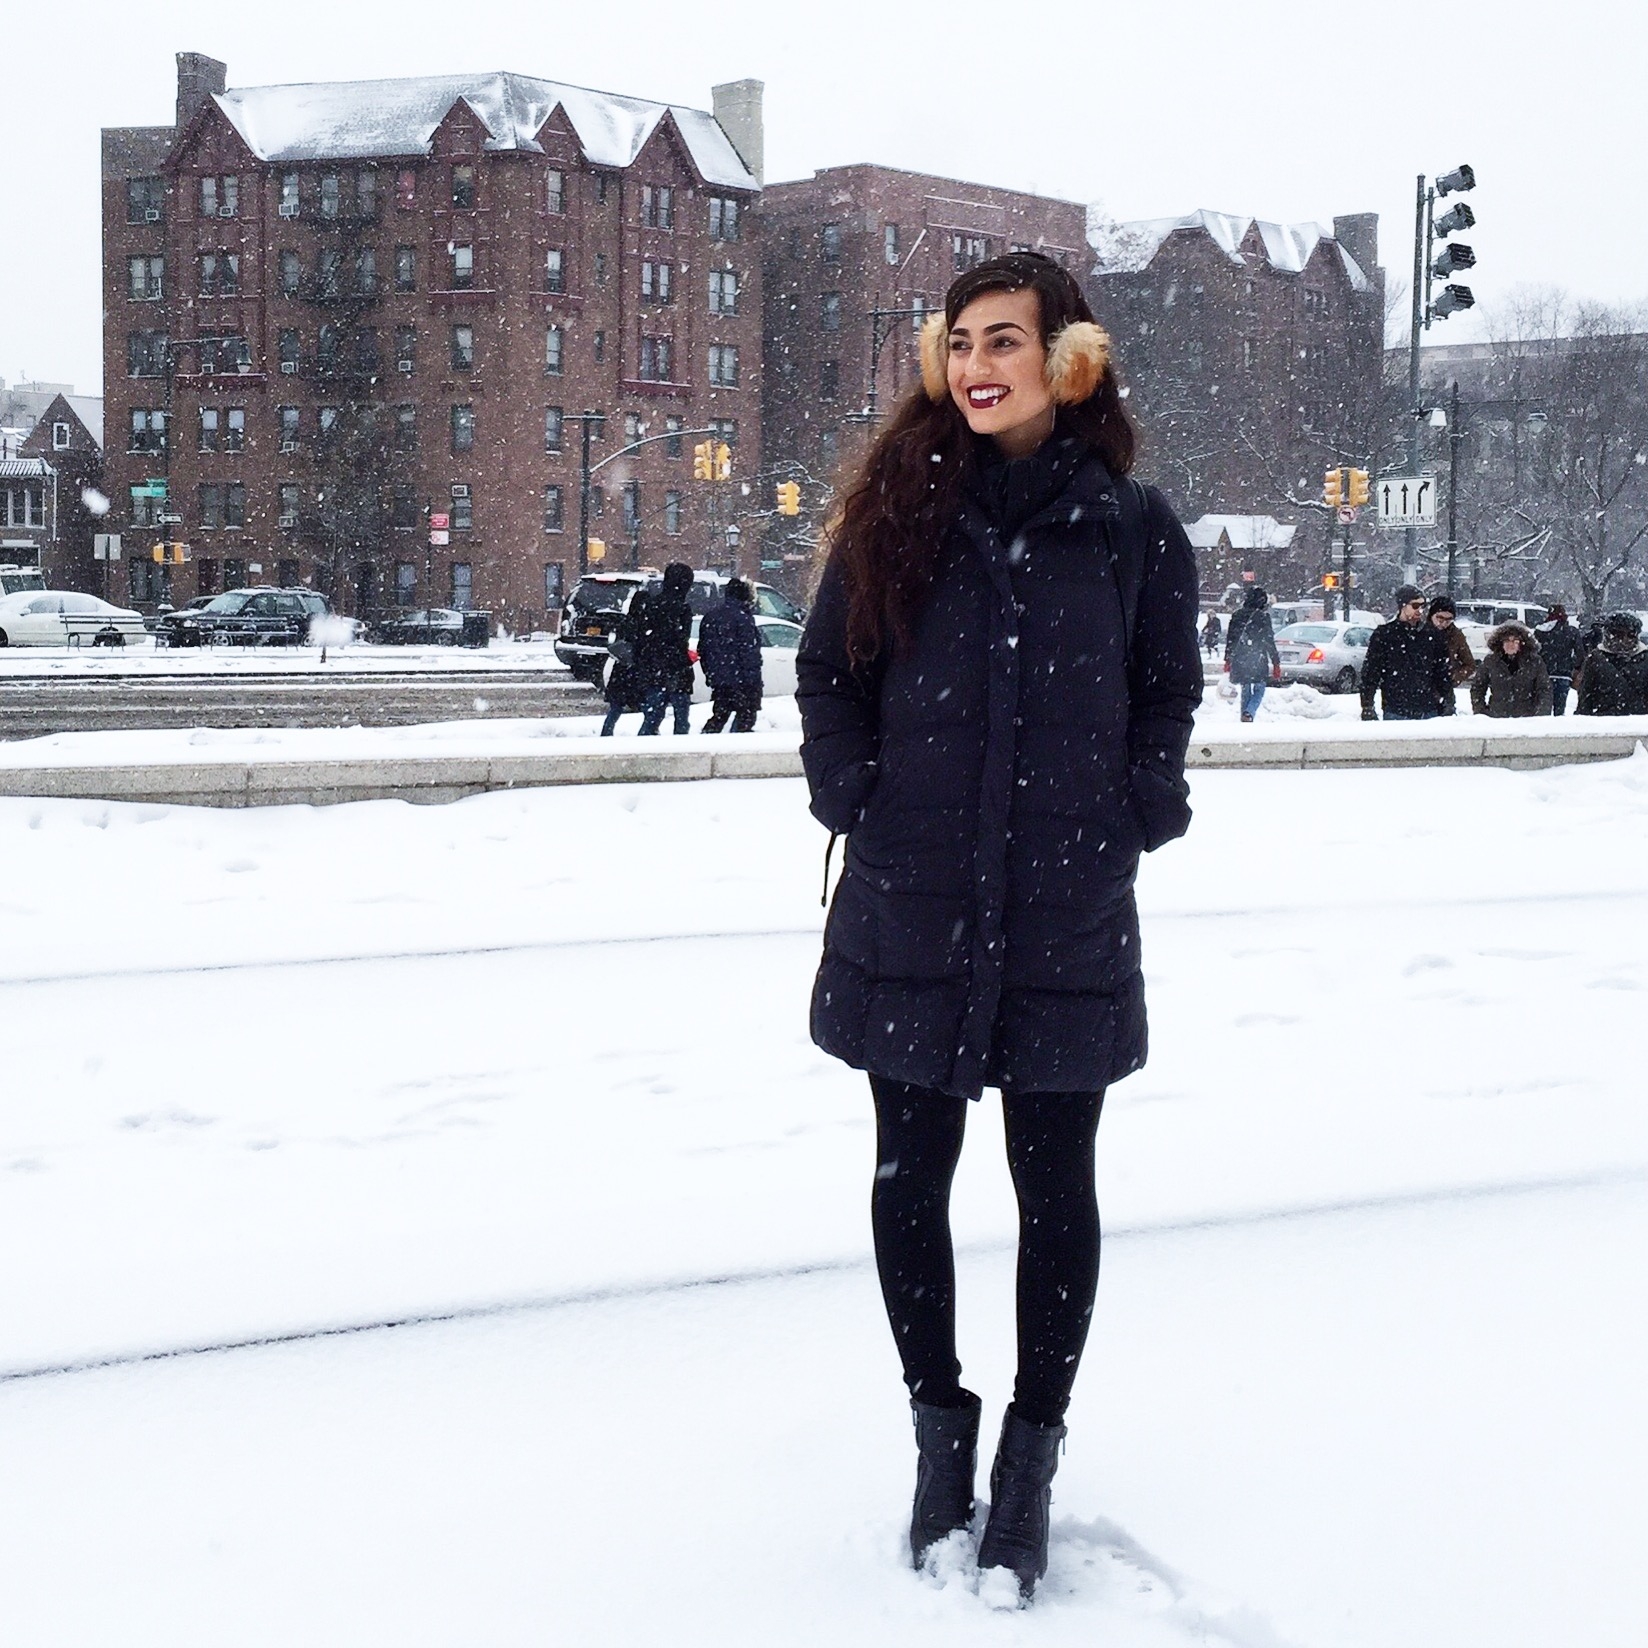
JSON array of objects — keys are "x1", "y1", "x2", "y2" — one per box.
[{"x1": 1375, "y1": 474, "x2": 1438, "y2": 529}]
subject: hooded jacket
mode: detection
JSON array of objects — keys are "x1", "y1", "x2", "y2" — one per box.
[
  {"x1": 1224, "y1": 592, "x2": 1279, "y2": 685},
  {"x1": 1361, "y1": 616, "x2": 1454, "y2": 718},
  {"x1": 1575, "y1": 642, "x2": 1648, "y2": 716},
  {"x1": 698, "y1": 596, "x2": 763, "y2": 692},
  {"x1": 1470, "y1": 623, "x2": 1550, "y2": 717},
  {"x1": 797, "y1": 438, "x2": 1202, "y2": 1100},
  {"x1": 616, "y1": 570, "x2": 694, "y2": 696},
  {"x1": 1534, "y1": 617, "x2": 1584, "y2": 678}
]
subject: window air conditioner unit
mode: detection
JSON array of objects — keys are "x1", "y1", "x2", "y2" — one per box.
[
  {"x1": 219, "y1": 205, "x2": 237, "y2": 219},
  {"x1": 144, "y1": 208, "x2": 161, "y2": 223},
  {"x1": 278, "y1": 203, "x2": 299, "y2": 219},
  {"x1": 278, "y1": 513, "x2": 297, "y2": 529},
  {"x1": 280, "y1": 361, "x2": 298, "y2": 374},
  {"x1": 451, "y1": 484, "x2": 470, "y2": 498},
  {"x1": 397, "y1": 359, "x2": 414, "y2": 373},
  {"x1": 280, "y1": 440, "x2": 298, "y2": 453}
]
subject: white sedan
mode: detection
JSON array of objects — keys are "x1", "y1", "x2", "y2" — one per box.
[{"x1": 0, "y1": 591, "x2": 151, "y2": 648}]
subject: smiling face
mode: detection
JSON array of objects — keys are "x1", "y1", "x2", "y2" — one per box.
[{"x1": 946, "y1": 287, "x2": 1056, "y2": 458}]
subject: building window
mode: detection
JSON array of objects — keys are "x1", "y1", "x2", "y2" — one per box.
[
  {"x1": 278, "y1": 485, "x2": 301, "y2": 528},
  {"x1": 279, "y1": 405, "x2": 300, "y2": 446},
  {"x1": 395, "y1": 561, "x2": 418, "y2": 604},
  {"x1": 278, "y1": 329, "x2": 300, "y2": 372},
  {"x1": 589, "y1": 484, "x2": 605, "y2": 519},
  {"x1": 821, "y1": 222, "x2": 842, "y2": 262},
  {"x1": 594, "y1": 252, "x2": 608, "y2": 286},
  {"x1": 544, "y1": 406, "x2": 564, "y2": 452},
  {"x1": 641, "y1": 184, "x2": 674, "y2": 229},
  {"x1": 200, "y1": 175, "x2": 239, "y2": 218},
  {"x1": 952, "y1": 233, "x2": 988, "y2": 270},
  {"x1": 910, "y1": 294, "x2": 929, "y2": 335},
  {"x1": 128, "y1": 255, "x2": 164, "y2": 300},
  {"x1": 543, "y1": 485, "x2": 564, "y2": 532},
  {"x1": 225, "y1": 408, "x2": 246, "y2": 453},
  {"x1": 316, "y1": 247, "x2": 342, "y2": 299},
  {"x1": 451, "y1": 488, "x2": 473, "y2": 531},
  {"x1": 317, "y1": 324, "x2": 340, "y2": 370},
  {"x1": 820, "y1": 360, "x2": 839, "y2": 399},
  {"x1": 279, "y1": 250, "x2": 301, "y2": 296},
  {"x1": 277, "y1": 559, "x2": 300, "y2": 586},
  {"x1": 129, "y1": 558, "x2": 160, "y2": 602},
  {"x1": 544, "y1": 563, "x2": 565, "y2": 607},
  {"x1": 708, "y1": 195, "x2": 739, "y2": 241},
  {"x1": 225, "y1": 483, "x2": 246, "y2": 529},
  {"x1": 395, "y1": 246, "x2": 415, "y2": 292},
  {"x1": 709, "y1": 344, "x2": 740, "y2": 387},
  {"x1": 450, "y1": 562, "x2": 473, "y2": 609},
  {"x1": 128, "y1": 408, "x2": 166, "y2": 454},
  {"x1": 451, "y1": 325, "x2": 474, "y2": 371},
  {"x1": 196, "y1": 558, "x2": 220, "y2": 595},
  {"x1": 354, "y1": 327, "x2": 380, "y2": 373},
  {"x1": 201, "y1": 334, "x2": 249, "y2": 374},
  {"x1": 621, "y1": 482, "x2": 641, "y2": 534},
  {"x1": 451, "y1": 164, "x2": 476, "y2": 209},
  {"x1": 820, "y1": 427, "x2": 839, "y2": 473},
  {"x1": 884, "y1": 223, "x2": 899, "y2": 265},
  {"x1": 1242, "y1": 337, "x2": 1257, "y2": 371},
  {"x1": 1303, "y1": 287, "x2": 1325, "y2": 318},
  {"x1": 545, "y1": 248, "x2": 565, "y2": 293},
  {"x1": 709, "y1": 417, "x2": 737, "y2": 448},
  {"x1": 820, "y1": 292, "x2": 841, "y2": 332},
  {"x1": 2, "y1": 485, "x2": 43, "y2": 529},
  {"x1": 279, "y1": 172, "x2": 299, "y2": 216},
  {"x1": 397, "y1": 168, "x2": 417, "y2": 210},
  {"x1": 356, "y1": 248, "x2": 377, "y2": 295},
  {"x1": 709, "y1": 269, "x2": 739, "y2": 316},
  {"x1": 199, "y1": 408, "x2": 220, "y2": 452},
  {"x1": 665, "y1": 415, "x2": 683, "y2": 458},
  {"x1": 641, "y1": 261, "x2": 673, "y2": 304},
  {"x1": 624, "y1": 413, "x2": 644, "y2": 446},
  {"x1": 395, "y1": 404, "x2": 417, "y2": 451},
  {"x1": 451, "y1": 404, "x2": 475, "y2": 454},
  {"x1": 392, "y1": 487, "x2": 418, "y2": 530},
  {"x1": 395, "y1": 325, "x2": 417, "y2": 372},
  {"x1": 356, "y1": 169, "x2": 378, "y2": 220},
  {"x1": 450, "y1": 244, "x2": 474, "y2": 289},
  {"x1": 127, "y1": 331, "x2": 168, "y2": 377},
  {"x1": 199, "y1": 483, "x2": 224, "y2": 529},
  {"x1": 52, "y1": 421, "x2": 71, "y2": 451},
  {"x1": 223, "y1": 559, "x2": 246, "y2": 588},
  {"x1": 639, "y1": 336, "x2": 673, "y2": 382},
  {"x1": 596, "y1": 173, "x2": 610, "y2": 205},
  {"x1": 129, "y1": 485, "x2": 162, "y2": 528},
  {"x1": 318, "y1": 406, "x2": 340, "y2": 444},
  {"x1": 545, "y1": 169, "x2": 565, "y2": 214},
  {"x1": 319, "y1": 172, "x2": 340, "y2": 219},
  {"x1": 546, "y1": 324, "x2": 564, "y2": 375},
  {"x1": 593, "y1": 330, "x2": 605, "y2": 365},
  {"x1": 127, "y1": 177, "x2": 164, "y2": 223},
  {"x1": 664, "y1": 490, "x2": 683, "y2": 535},
  {"x1": 199, "y1": 252, "x2": 241, "y2": 296}
]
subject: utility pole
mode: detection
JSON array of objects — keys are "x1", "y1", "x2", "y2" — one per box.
[
  {"x1": 1406, "y1": 174, "x2": 1427, "y2": 586},
  {"x1": 573, "y1": 410, "x2": 605, "y2": 577},
  {"x1": 1445, "y1": 379, "x2": 1462, "y2": 595}
]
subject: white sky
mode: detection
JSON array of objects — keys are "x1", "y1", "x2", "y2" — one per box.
[{"x1": 4, "y1": 0, "x2": 1643, "y2": 395}]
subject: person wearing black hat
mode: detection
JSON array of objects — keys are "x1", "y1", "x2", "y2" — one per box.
[
  {"x1": 1575, "y1": 612, "x2": 1648, "y2": 716},
  {"x1": 1361, "y1": 586, "x2": 1454, "y2": 721},
  {"x1": 1224, "y1": 586, "x2": 1280, "y2": 722},
  {"x1": 628, "y1": 562, "x2": 697, "y2": 735},
  {"x1": 1428, "y1": 595, "x2": 1475, "y2": 714},
  {"x1": 698, "y1": 577, "x2": 764, "y2": 733},
  {"x1": 1534, "y1": 604, "x2": 1584, "y2": 714}
]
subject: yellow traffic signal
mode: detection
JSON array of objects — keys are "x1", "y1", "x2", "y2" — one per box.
[
  {"x1": 776, "y1": 480, "x2": 801, "y2": 516},
  {"x1": 588, "y1": 537, "x2": 607, "y2": 563},
  {"x1": 715, "y1": 441, "x2": 732, "y2": 481},
  {"x1": 1323, "y1": 468, "x2": 1344, "y2": 509},
  {"x1": 692, "y1": 441, "x2": 714, "y2": 481},
  {"x1": 150, "y1": 542, "x2": 189, "y2": 565},
  {"x1": 1347, "y1": 468, "x2": 1371, "y2": 508},
  {"x1": 1322, "y1": 572, "x2": 1341, "y2": 590}
]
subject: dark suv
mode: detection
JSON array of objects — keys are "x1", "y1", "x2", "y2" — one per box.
[{"x1": 156, "y1": 587, "x2": 330, "y2": 647}]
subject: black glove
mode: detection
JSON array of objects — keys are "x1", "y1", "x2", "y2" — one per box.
[{"x1": 1361, "y1": 706, "x2": 1379, "y2": 722}]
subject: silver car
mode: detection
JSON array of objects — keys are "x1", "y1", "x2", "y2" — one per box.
[{"x1": 1275, "y1": 621, "x2": 1375, "y2": 694}]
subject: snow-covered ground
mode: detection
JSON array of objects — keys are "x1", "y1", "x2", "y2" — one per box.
[
  {"x1": 3, "y1": 756, "x2": 1646, "y2": 1645},
  {"x1": 0, "y1": 638, "x2": 570, "y2": 676}
]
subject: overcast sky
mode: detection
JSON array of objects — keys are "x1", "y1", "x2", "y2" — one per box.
[{"x1": 4, "y1": 0, "x2": 1643, "y2": 395}]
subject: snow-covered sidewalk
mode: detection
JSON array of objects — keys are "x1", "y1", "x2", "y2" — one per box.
[{"x1": 2, "y1": 758, "x2": 1646, "y2": 1644}]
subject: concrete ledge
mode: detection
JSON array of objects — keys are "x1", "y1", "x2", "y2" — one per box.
[{"x1": 1, "y1": 728, "x2": 1642, "y2": 808}]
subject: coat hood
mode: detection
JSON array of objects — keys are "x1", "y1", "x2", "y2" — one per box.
[{"x1": 1487, "y1": 621, "x2": 1535, "y2": 654}]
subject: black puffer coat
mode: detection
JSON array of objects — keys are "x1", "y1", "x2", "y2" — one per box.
[
  {"x1": 1361, "y1": 618, "x2": 1454, "y2": 717},
  {"x1": 798, "y1": 440, "x2": 1202, "y2": 1100},
  {"x1": 1576, "y1": 645, "x2": 1648, "y2": 715}
]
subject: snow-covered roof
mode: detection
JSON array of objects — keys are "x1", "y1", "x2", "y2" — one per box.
[
  {"x1": 1186, "y1": 514, "x2": 1298, "y2": 551},
  {"x1": 1093, "y1": 208, "x2": 1371, "y2": 291},
  {"x1": 210, "y1": 72, "x2": 757, "y2": 189},
  {"x1": 0, "y1": 458, "x2": 51, "y2": 480}
]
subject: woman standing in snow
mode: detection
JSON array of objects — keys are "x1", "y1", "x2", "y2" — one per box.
[{"x1": 797, "y1": 253, "x2": 1202, "y2": 1600}]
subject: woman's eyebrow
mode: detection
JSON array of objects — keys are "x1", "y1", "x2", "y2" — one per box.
[{"x1": 950, "y1": 321, "x2": 1028, "y2": 339}]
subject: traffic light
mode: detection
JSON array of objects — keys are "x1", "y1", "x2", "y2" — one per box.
[
  {"x1": 1435, "y1": 163, "x2": 1476, "y2": 197},
  {"x1": 714, "y1": 441, "x2": 732, "y2": 481},
  {"x1": 692, "y1": 441, "x2": 714, "y2": 481},
  {"x1": 150, "y1": 542, "x2": 189, "y2": 565},
  {"x1": 1347, "y1": 468, "x2": 1370, "y2": 508},
  {"x1": 775, "y1": 481, "x2": 801, "y2": 516},
  {"x1": 1432, "y1": 285, "x2": 1476, "y2": 318},
  {"x1": 1322, "y1": 573, "x2": 1341, "y2": 590},
  {"x1": 1431, "y1": 241, "x2": 1476, "y2": 278},
  {"x1": 588, "y1": 537, "x2": 606, "y2": 563},
  {"x1": 1433, "y1": 201, "x2": 1476, "y2": 238},
  {"x1": 1322, "y1": 468, "x2": 1344, "y2": 508}
]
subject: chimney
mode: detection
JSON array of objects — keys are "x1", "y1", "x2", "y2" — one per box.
[
  {"x1": 176, "y1": 51, "x2": 228, "y2": 132},
  {"x1": 712, "y1": 80, "x2": 764, "y2": 187},
  {"x1": 1332, "y1": 213, "x2": 1378, "y2": 282}
]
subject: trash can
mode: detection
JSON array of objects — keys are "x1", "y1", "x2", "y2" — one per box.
[{"x1": 460, "y1": 611, "x2": 490, "y2": 648}]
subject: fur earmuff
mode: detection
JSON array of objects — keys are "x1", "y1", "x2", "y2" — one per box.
[
  {"x1": 1045, "y1": 321, "x2": 1112, "y2": 404},
  {"x1": 919, "y1": 311, "x2": 950, "y2": 402}
]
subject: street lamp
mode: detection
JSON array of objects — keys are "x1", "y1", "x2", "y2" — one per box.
[{"x1": 723, "y1": 521, "x2": 741, "y2": 576}]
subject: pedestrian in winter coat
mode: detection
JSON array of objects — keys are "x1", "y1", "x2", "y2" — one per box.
[
  {"x1": 1470, "y1": 622, "x2": 1550, "y2": 717},
  {"x1": 698, "y1": 577, "x2": 764, "y2": 733},
  {"x1": 1575, "y1": 612, "x2": 1648, "y2": 716},
  {"x1": 1224, "y1": 586, "x2": 1280, "y2": 721},
  {"x1": 598, "y1": 642, "x2": 647, "y2": 736},
  {"x1": 798, "y1": 253, "x2": 1201, "y2": 1600},
  {"x1": 1361, "y1": 585, "x2": 1454, "y2": 720},
  {"x1": 1428, "y1": 595, "x2": 1476, "y2": 714},
  {"x1": 618, "y1": 562, "x2": 695, "y2": 735},
  {"x1": 1534, "y1": 605, "x2": 1584, "y2": 714},
  {"x1": 1201, "y1": 611, "x2": 1223, "y2": 656}
]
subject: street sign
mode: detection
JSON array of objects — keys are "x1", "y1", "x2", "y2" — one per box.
[
  {"x1": 1375, "y1": 475, "x2": 1438, "y2": 529},
  {"x1": 429, "y1": 530, "x2": 450, "y2": 546},
  {"x1": 430, "y1": 512, "x2": 450, "y2": 531},
  {"x1": 132, "y1": 484, "x2": 167, "y2": 499},
  {"x1": 1337, "y1": 506, "x2": 1356, "y2": 525},
  {"x1": 93, "y1": 534, "x2": 122, "y2": 561}
]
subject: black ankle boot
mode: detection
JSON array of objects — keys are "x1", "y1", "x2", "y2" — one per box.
[
  {"x1": 908, "y1": 1390, "x2": 981, "y2": 1567},
  {"x1": 977, "y1": 1406, "x2": 1065, "y2": 1598}
]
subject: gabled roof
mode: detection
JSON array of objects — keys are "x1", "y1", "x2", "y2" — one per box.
[
  {"x1": 1094, "y1": 208, "x2": 1371, "y2": 292},
  {"x1": 209, "y1": 71, "x2": 757, "y2": 189},
  {"x1": 1185, "y1": 514, "x2": 1298, "y2": 551}
]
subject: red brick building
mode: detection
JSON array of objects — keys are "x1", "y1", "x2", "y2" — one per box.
[
  {"x1": 2, "y1": 396, "x2": 105, "y2": 591},
  {"x1": 102, "y1": 54, "x2": 764, "y2": 628},
  {"x1": 760, "y1": 165, "x2": 1086, "y2": 560}
]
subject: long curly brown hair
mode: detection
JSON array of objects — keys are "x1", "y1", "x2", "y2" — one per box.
[{"x1": 829, "y1": 252, "x2": 1136, "y2": 666}]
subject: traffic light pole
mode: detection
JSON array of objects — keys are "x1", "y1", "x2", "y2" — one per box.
[
  {"x1": 1445, "y1": 378, "x2": 1462, "y2": 596},
  {"x1": 1406, "y1": 173, "x2": 1427, "y2": 587},
  {"x1": 1342, "y1": 517, "x2": 1354, "y2": 622}
]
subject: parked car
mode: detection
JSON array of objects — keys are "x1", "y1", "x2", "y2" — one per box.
[
  {"x1": 1451, "y1": 599, "x2": 1550, "y2": 658},
  {"x1": 370, "y1": 607, "x2": 489, "y2": 646},
  {"x1": 154, "y1": 587, "x2": 330, "y2": 647},
  {"x1": 0, "y1": 564, "x2": 49, "y2": 598},
  {"x1": 1275, "y1": 620, "x2": 1376, "y2": 693},
  {"x1": 0, "y1": 590, "x2": 151, "y2": 647},
  {"x1": 599, "y1": 615, "x2": 804, "y2": 706}
]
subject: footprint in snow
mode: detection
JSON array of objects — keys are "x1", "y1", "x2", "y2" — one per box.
[{"x1": 1402, "y1": 954, "x2": 1454, "y2": 976}]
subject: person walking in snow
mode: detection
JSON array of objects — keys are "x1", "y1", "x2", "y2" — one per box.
[
  {"x1": 698, "y1": 577, "x2": 764, "y2": 733},
  {"x1": 1223, "y1": 586, "x2": 1280, "y2": 722},
  {"x1": 1428, "y1": 595, "x2": 1476, "y2": 714},
  {"x1": 1360, "y1": 585, "x2": 1453, "y2": 721},
  {"x1": 1533, "y1": 604, "x2": 1584, "y2": 715},
  {"x1": 624, "y1": 562, "x2": 696, "y2": 736},
  {"x1": 1575, "y1": 612, "x2": 1648, "y2": 715},
  {"x1": 1470, "y1": 621, "x2": 1550, "y2": 717},
  {"x1": 798, "y1": 253, "x2": 1201, "y2": 1602},
  {"x1": 1201, "y1": 610, "x2": 1223, "y2": 657}
]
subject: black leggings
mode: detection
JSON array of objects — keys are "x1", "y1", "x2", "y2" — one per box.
[{"x1": 869, "y1": 1075, "x2": 1105, "y2": 1427}]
